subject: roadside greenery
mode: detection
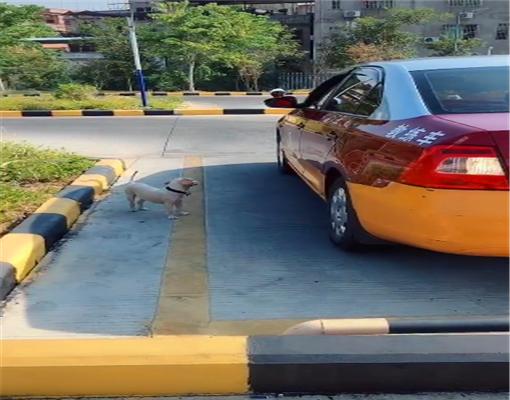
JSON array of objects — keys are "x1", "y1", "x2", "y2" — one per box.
[
  {"x1": 144, "y1": 1, "x2": 300, "y2": 91},
  {"x1": 0, "y1": 142, "x2": 94, "y2": 233},
  {"x1": 318, "y1": 9, "x2": 447, "y2": 70},
  {"x1": 0, "y1": 2, "x2": 489, "y2": 93},
  {"x1": 0, "y1": 4, "x2": 67, "y2": 91},
  {"x1": 0, "y1": 93, "x2": 183, "y2": 110}
]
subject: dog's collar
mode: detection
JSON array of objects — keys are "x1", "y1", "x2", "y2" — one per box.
[{"x1": 165, "y1": 186, "x2": 190, "y2": 196}]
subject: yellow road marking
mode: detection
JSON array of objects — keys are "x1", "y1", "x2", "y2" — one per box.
[
  {"x1": 71, "y1": 174, "x2": 109, "y2": 195},
  {"x1": 0, "y1": 234, "x2": 45, "y2": 281},
  {"x1": 95, "y1": 159, "x2": 125, "y2": 176},
  {"x1": 51, "y1": 110, "x2": 82, "y2": 117},
  {"x1": 1, "y1": 336, "x2": 248, "y2": 396},
  {"x1": 0, "y1": 111, "x2": 22, "y2": 118},
  {"x1": 265, "y1": 108, "x2": 294, "y2": 115},
  {"x1": 113, "y1": 110, "x2": 144, "y2": 117},
  {"x1": 34, "y1": 197, "x2": 80, "y2": 228},
  {"x1": 152, "y1": 156, "x2": 209, "y2": 334},
  {"x1": 176, "y1": 109, "x2": 223, "y2": 115}
]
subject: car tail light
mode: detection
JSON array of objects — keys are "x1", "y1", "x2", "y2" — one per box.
[{"x1": 400, "y1": 145, "x2": 508, "y2": 190}]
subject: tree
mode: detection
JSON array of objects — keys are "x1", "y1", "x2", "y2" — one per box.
[
  {"x1": 146, "y1": 1, "x2": 301, "y2": 91},
  {"x1": 318, "y1": 8, "x2": 447, "y2": 70},
  {"x1": 222, "y1": 10, "x2": 301, "y2": 91},
  {"x1": 79, "y1": 19, "x2": 144, "y2": 91},
  {"x1": 0, "y1": 4, "x2": 63, "y2": 90},
  {"x1": 427, "y1": 37, "x2": 483, "y2": 56},
  {"x1": 0, "y1": 45, "x2": 66, "y2": 90}
]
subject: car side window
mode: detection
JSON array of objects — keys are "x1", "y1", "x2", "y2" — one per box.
[
  {"x1": 322, "y1": 68, "x2": 381, "y2": 115},
  {"x1": 356, "y1": 83, "x2": 383, "y2": 116}
]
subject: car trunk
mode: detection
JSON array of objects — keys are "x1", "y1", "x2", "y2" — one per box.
[{"x1": 438, "y1": 113, "x2": 509, "y2": 170}]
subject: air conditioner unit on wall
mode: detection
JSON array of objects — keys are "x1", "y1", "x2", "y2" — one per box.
[
  {"x1": 423, "y1": 36, "x2": 441, "y2": 44},
  {"x1": 344, "y1": 10, "x2": 361, "y2": 18},
  {"x1": 459, "y1": 12, "x2": 475, "y2": 19}
]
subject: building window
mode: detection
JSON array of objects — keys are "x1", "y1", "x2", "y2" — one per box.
[
  {"x1": 448, "y1": 0, "x2": 482, "y2": 7},
  {"x1": 463, "y1": 24, "x2": 478, "y2": 38},
  {"x1": 363, "y1": 0, "x2": 394, "y2": 9},
  {"x1": 443, "y1": 24, "x2": 478, "y2": 39},
  {"x1": 496, "y1": 23, "x2": 508, "y2": 40},
  {"x1": 332, "y1": 0, "x2": 341, "y2": 9}
]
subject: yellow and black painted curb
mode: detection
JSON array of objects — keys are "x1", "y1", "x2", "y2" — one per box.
[
  {"x1": 0, "y1": 108, "x2": 294, "y2": 118},
  {"x1": 0, "y1": 332, "x2": 508, "y2": 397},
  {"x1": 1, "y1": 91, "x2": 309, "y2": 97},
  {"x1": 0, "y1": 159, "x2": 124, "y2": 300}
]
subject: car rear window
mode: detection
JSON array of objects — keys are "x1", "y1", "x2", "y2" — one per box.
[{"x1": 411, "y1": 66, "x2": 509, "y2": 114}]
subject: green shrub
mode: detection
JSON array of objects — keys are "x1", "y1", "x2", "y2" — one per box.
[
  {"x1": 54, "y1": 83, "x2": 97, "y2": 100},
  {"x1": 0, "y1": 141, "x2": 94, "y2": 184},
  {"x1": 0, "y1": 95, "x2": 183, "y2": 110}
]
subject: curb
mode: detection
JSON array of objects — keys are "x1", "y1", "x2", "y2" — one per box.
[
  {"x1": 0, "y1": 109, "x2": 294, "y2": 118},
  {"x1": 1, "y1": 333, "x2": 507, "y2": 396},
  {"x1": 0, "y1": 159, "x2": 124, "y2": 300},
  {"x1": 283, "y1": 316, "x2": 510, "y2": 335},
  {"x1": 2, "y1": 91, "x2": 310, "y2": 98}
]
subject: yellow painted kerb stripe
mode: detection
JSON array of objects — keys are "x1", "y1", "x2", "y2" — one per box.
[
  {"x1": 95, "y1": 159, "x2": 125, "y2": 176},
  {"x1": 265, "y1": 108, "x2": 294, "y2": 115},
  {"x1": 113, "y1": 110, "x2": 144, "y2": 116},
  {"x1": 1, "y1": 336, "x2": 248, "y2": 397},
  {"x1": 51, "y1": 110, "x2": 82, "y2": 117},
  {"x1": 34, "y1": 197, "x2": 80, "y2": 228},
  {"x1": 176, "y1": 109, "x2": 224, "y2": 115},
  {"x1": 0, "y1": 233, "x2": 45, "y2": 281},
  {"x1": 0, "y1": 111, "x2": 22, "y2": 118},
  {"x1": 72, "y1": 174, "x2": 109, "y2": 195}
]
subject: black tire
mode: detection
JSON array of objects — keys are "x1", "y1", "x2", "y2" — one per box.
[
  {"x1": 277, "y1": 136, "x2": 293, "y2": 175},
  {"x1": 328, "y1": 178, "x2": 364, "y2": 251}
]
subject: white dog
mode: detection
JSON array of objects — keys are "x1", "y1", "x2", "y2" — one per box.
[{"x1": 124, "y1": 171, "x2": 198, "y2": 219}]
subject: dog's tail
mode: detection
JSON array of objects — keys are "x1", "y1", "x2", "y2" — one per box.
[{"x1": 129, "y1": 171, "x2": 139, "y2": 182}]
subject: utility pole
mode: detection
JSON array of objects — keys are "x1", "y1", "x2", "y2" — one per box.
[
  {"x1": 454, "y1": 12, "x2": 461, "y2": 55},
  {"x1": 127, "y1": 0, "x2": 148, "y2": 107}
]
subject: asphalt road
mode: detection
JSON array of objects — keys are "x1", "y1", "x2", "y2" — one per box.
[{"x1": 1, "y1": 116, "x2": 508, "y2": 339}]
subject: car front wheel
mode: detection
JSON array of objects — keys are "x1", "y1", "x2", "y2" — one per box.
[
  {"x1": 277, "y1": 137, "x2": 293, "y2": 175},
  {"x1": 328, "y1": 179, "x2": 363, "y2": 251}
]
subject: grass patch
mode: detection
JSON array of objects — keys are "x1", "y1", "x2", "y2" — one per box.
[
  {"x1": 0, "y1": 95, "x2": 183, "y2": 110},
  {"x1": 0, "y1": 142, "x2": 95, "y2": 235}
]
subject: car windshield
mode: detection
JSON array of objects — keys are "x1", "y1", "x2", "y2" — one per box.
[{"x1": 411, "y1": 66, "x2": 509, "y2": 114}]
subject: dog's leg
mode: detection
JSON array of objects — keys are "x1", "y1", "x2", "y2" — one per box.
[
  {"x1": 174, "y1": 199, "x2": 190, "y2": 216},
  {"x1": 165, "y1": 202, "x2": 178, "y2": 220},
  {"x1": 136, "y1": 198, "x2": 147, "y2": 211},
  {"x1": 126, "y1": 192, "x2": 136, "y2": 212}
]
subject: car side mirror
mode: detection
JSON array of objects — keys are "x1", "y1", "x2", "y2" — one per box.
[{"x1": 263, "y1": 96, "x2": 298, "y2": 108}]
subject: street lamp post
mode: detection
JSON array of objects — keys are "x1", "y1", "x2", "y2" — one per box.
[{"x1": 127, "y1": 0, "x2": 148, "y2": 107}]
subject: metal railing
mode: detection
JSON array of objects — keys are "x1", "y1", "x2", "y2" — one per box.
[{"x1": 277, "y1": 72, "x2": 337, "y2": 90}]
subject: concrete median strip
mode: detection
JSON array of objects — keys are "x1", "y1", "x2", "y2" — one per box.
[
  {"x1": 0, "y1": 108, "x2": 294, "y2": 118},
  {"x1": 0, "y1": 333, "x2": 507, "y2": 397},
  {"x1": 0, "y1": 158, "x2": 125, "y2": 300}
]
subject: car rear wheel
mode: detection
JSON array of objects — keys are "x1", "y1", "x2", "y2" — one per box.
[
  {"x1": 328, "y1": 179, "x2": 363, "y2": 251},
  {"x1": 277, "y1": 138, "x2": 293, "y2": 175}
]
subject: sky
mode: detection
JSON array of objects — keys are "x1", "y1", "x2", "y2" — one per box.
[{"x1": 4, "y1": 0, "x2": 122, "y2": 10}]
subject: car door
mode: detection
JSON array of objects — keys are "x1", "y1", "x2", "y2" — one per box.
[
  {"x1": 298, "y1": 67, "x2": 382, "y2": 195},
  {"x1": 279, "y1": 72, "x2": 352, "y2": 175}
]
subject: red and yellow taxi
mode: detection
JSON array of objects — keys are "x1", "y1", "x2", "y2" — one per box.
[{"x1": 271, "y1": 56, "x2": 509, "y2": 256}]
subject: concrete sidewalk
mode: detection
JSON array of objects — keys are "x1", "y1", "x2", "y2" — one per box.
[{"x1": 1, "y1": 157, "x2": 182, "y2": 338}]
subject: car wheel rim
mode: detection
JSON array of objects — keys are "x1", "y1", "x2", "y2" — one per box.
[{"x1": 330, "y1": 186, "x2": 348, "y2": 237}]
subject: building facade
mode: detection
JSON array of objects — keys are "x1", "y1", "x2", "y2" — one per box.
[{"x1": 314, "y1": 0, "x2": 509, "y2": 59}]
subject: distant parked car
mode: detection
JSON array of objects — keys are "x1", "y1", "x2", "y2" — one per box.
[{"x1": 272, "y1": 56, "x2": 509, "y2": 256}]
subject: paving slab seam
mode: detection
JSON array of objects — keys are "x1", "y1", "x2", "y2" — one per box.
[
  {"x1": 0, "y1": 159, "x2": 125, "y2": 300},
  {"x1": 0, "y1": 109, "x2": 294, "y2": 118}
]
